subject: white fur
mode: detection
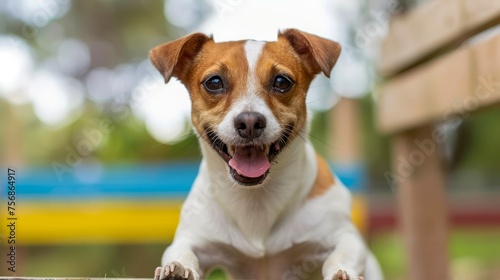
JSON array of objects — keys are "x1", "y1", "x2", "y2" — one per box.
[
  {"x1": 244, "y1": 40, "x2": 266, "y2": 71},
  {"x1": 217, "y1": 94, "x2": 282, "y2": 146},
  {"x1": 218, "y1": 40, "x2": 281, "y2": 147},
  {"x1": 163, "y1": 139, "x2": 382, "y2": 279},
  {"x1": 158, "y1": 39, "x2": 383, "y2": 280}
]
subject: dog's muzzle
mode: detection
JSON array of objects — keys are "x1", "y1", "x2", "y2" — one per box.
[{"x1": 205, "y1": 112, "x2": 292, "y2": 186}]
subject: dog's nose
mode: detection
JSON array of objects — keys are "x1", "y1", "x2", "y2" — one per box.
[{"x1": 234, "y1": 112, "x2": 266, "y2": 139}]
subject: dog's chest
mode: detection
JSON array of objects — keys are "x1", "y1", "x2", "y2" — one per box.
[{"x1": 195, "y1": 242, "x2": 330, "y2": 279}]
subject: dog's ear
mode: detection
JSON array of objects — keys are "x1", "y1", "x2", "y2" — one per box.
[
  {"x1": 149, "y1": 33, "x2": 212, "y2": 83},
  {"x1": 279, "y1": 29, "x2": 341, "y2": 78}
]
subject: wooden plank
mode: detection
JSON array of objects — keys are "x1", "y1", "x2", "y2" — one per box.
[
  {"x1": 328, "y1": 98, "x2": 361, "y2": 163},
  {"x1": 391, "y1": 125, "x2": 449, "y2": 280},
  {"x1": 0, "y1": 278, "x2": 149, "y2": 280},
  {"x1": 471, "y1": 30, "x2": 500, "y2": 107},
  {"x1": 377, "y1": 34, "x2": 500, "y2": 134},
  {"x1": 378, "y1": 0, "x2": 500, "y2": 76},
  {"x1": 380, "y1": 0, "x2": 462, "y2": 76},
  {"x1": 464, "y1": 0, "x2": 500, "y2": 30}
]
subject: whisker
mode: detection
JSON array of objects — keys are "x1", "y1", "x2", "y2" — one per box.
[
  {"x1": 168, "y1": 137, "x2": 199, "y2": 157},
  {"x1": 150, "y1": 128, "x2": 196, "y2": 149},
  {"x1": 308, "y1": 83, "x2": 332, "y2": 89},
  {"x1": 306, "y1": 96, "x2": 334, "y2": 106},
  {"x1": 297, "y1": 129, "x2": 339, "y2": 153}
]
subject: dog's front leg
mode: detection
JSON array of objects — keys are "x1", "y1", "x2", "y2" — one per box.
[
  {"x1": 154, "y1": 239, "x2": 201, "y2": 280},
  {"x1": 322, "y1": 231, "x2": 367, "y2": 280}
]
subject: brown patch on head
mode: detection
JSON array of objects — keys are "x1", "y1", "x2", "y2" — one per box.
[
  {"x1": 151, "y1": 36, "x2": 252, "y2": 138},
  {"x1": 279, "y1": 29, "x2": 341, "y2": 78},
  {"x1": 250, "y1": 29, "x2": 342, "y2": 144},
  {"x1": 182, "y1": 40, "x2": 251, "y2": 138},
  {"x1": 149, "y1": 33, "x2": 212, "y2": 83},
  {"x1": 252, "y1": 37, "x2": 315, "y2": 142},
  {"x1": 307, "y1": 154, "x2": 335, "y2": 199}
]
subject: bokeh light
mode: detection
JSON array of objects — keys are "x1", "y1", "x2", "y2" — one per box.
[
  {"x1": 132, "y1": 76, "x2": 192, "y2": 144},
  {"x1": 28, "y1": 70, "x2": 84, "y2": 128},
  {"x1": 5, "y1": 0, "x2": 71, "y2": 27},
  {"x1": 57, "y1": 39, "x2": 91, "y2": 76},
  {"x1": 0, "y1": 35, "x2": 34, "y2": 103}
]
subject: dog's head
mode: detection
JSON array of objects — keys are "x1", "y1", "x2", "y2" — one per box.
[{"x1": 150, "y1": 29, "x2": 341, "y2": 186}]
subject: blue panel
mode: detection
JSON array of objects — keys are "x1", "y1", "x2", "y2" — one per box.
[
  {"x1": 329, "y1": 162, "x2": 367, "y2": 192},
  {"x1": 6, "y1": 161, "x2": 368, "y2": 200},
  {"x1": 13, "y1": 162, "x2": 201, "y2": 200}
]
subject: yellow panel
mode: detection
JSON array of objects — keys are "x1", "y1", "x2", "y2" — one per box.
[
  {"x1": 1, "y1": 197, "x2": 368, "y2": 245},
  {"x1": 351, "y1": 195, "x2": 368, "y2": 235},
  {"x1": 0, "y1": 199, "x2": 182, "y2": 245}
]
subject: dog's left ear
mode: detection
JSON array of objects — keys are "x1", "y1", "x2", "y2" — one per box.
[
  {"x1": 150, "y1": 33, "x2": 212, "y2": 83},
  {"x1": 279, "y1": 29, "x2": 341, "y2": 78}
]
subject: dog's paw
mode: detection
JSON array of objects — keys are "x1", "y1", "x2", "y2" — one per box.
[
  {"x1": 154, "y1": 261, "x2": 198, "y2": 280},
  {"x1": 331, "y1": 270, "x2": 364, "y2": 280}
]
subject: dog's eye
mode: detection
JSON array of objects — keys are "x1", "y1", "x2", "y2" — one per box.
[
  {"x1": 203, "y1": 76, "x2": 224, "y2": 93},
  {"x1": 273, "y1": 75, "x2": 293, "y2": 93}
]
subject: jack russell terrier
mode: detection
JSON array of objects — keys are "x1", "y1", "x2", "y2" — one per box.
[{"x1": 150, "y1": 28, "x2": 383, "y2": 280}]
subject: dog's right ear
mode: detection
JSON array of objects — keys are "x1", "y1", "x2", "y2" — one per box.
[
  {"x1": 149, "y1": 33, "x2": 211, "y2": 83},
  {"x1": 279, "y1": 29, "x2": 341, "y2": 78}
]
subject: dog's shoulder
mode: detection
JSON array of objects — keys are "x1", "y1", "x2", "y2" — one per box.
[{"x1": 307, "y1": 153, "x2": 335, "y2": 199}]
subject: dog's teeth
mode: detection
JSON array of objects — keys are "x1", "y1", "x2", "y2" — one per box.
[
  {"x1": 275, "y1": 143, "x2": 280, "y2": 151},
  {"x1": 265, "y1": 145, "x2": 270, "y2": 155},
  {"x1": 228, "y1": 146, "x2": 234, "y2": 157}
]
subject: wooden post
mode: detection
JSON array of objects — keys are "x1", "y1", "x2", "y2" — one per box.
[
  {"x1": 328, "y1": 97, "x2": 368, "y2": 234},
  {"x1": 391, "y1": 125, "x2": 449, "y2": 280},
  {"x1": 328, "y1": 97, "x2": 361, "y2": 163},
  {"x1": 3, "y1": 104, "x2": 24, "y2": 167}
]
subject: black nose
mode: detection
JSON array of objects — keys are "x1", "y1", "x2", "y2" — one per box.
[{"x1": 234, "y1": 112, "x2": 267, "y2": 139}]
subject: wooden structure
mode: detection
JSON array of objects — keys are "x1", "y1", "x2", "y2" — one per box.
[
  {"x1": 376, "y1": 0, "x2": 500, "y2": 279},
  {"x1": 0, "y1": 278, "x2": 147, "y2": 280}
]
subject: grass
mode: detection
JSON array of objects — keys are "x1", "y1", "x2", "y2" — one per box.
[{"x1": 371, "y1": 227, "x2": 500, "y2": 280}]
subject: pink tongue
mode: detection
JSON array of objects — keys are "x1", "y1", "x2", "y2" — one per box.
[{"x1": 228, "y1": 146, "x2": 270, "y2": 178}]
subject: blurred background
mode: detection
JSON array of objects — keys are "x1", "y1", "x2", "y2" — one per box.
[{"x1": 0, "y1": 0, "x2": 499, "y2": 279}]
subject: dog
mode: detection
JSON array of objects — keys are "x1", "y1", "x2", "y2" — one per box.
[{"x1": 149, "y1": 28, "x2": 383, "y2": 280}]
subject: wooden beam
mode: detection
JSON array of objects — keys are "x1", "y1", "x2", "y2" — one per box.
[
  {"x1": 391, "y1": 125, "x2": 449, "y2": 280},
  {"x1": 377, "y1": 34, "x2": 500, "y2": 134},
  {"x1": 378, "y1": 0, "x2": 500, "y2": 76},
  {"x1": 0, "y1": 278, "x2": 149, "y2": 280}
]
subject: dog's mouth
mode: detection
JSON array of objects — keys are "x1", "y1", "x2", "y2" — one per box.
[{"x1": 206, "y1": 127, "x2": 292, "y2": 186}]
